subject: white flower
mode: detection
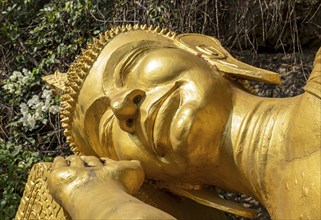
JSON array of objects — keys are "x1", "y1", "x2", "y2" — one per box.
[
  {"x1": 44, "y1": 98, "x2": 51, "y2": 108},
  {"x1": 49, "y1": 105, "x2": 60, "y2": 114},
  {"x1": 22, "y1": 68, "x2": 30, "y2": 75},
  {"x1": 19, "y1": 115, "x2": 27, "y2": 126},
  {"x1": 19, "y1": 113, "x2": 36, "y2": 130},
  {"x1": 3, "y1": 83, "x2": 15, "y2": 93},
  {"x1": 7, "y1": 84, "x2": 15, "y2": 93},
  {"x1": 27, "y1": 95, "x2": 39, "y2": 107},
  {"x1": 26, "y1": 114, "x2": 36, "y2": 129},
  {"x1": 16, "y1": 83, "x2": 59, "y2": 131},
  {"x1": 19, "y1": 103, "x2": 29, "y2": 115},
  {"x1": 21, "y1": 76, "x2": 29, "y2": 85},
  {"x1": 14, "y1": 85, "x2": 22, "y2": 95},
  {"x1": 2, "y1": 84, "x2": 8, "y2": 90},
  {"x1": 41, "y1": 89, "x2": 52, "y2": 100},
  {"x1": 34, "y1": 111, "x2": 41, "y2": 120},
  {"x1": 42, "y1": 103, "x2": 50, "y2": 112},
  {"x1": 9, "y1": 71, "x2": 23, "y2": 81},
  {"x1": 35, "y1": 101, "x2": 44, "y2": 110}
]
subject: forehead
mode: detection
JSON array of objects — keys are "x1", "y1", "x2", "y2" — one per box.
[
  {"x1": 141, "y1": 47, "x2": 194, "y2": 61},
  {"x1": 102, "y1": 42, "x2": 172, "y2": 87}
]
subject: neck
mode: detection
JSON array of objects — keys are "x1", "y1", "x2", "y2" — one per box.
[{"x1": 213, "y1": 87, "x2": 297, "y2": 203}]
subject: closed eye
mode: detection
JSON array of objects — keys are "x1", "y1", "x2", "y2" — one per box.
[{"x1": 114, "y1": 47, "x2": 150, "y2": 87}]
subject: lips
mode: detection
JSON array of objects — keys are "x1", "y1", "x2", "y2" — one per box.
[{"x1": 144, "y1": 82, "x2": 181, "y2": 155}]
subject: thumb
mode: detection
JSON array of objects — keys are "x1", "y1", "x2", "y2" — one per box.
[{"x1": 104, "y1": 160, "x2": 145, "y2": 194}]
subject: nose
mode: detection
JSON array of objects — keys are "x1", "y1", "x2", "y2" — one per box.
[{"x1": 111, "y1": 89, "x2": 145, "y2": 133}]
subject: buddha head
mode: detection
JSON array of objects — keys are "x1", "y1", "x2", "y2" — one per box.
[{"x1": 45, "y1": 25, "x2": 280, "y2": 183}]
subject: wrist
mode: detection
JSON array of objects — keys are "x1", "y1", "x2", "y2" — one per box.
[{"x1": 67, "y1": 179, "x2": 125, "y2": 218}]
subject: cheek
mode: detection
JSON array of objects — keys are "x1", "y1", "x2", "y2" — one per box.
[
  {"x1": 199, "y1": 97, "x2": 231, "y2": 145},
  {"x1": 112, "y1": 124, "x2": 154, "y2": 162},
  {"x1": 112, "y1": 124, "x2": 133, "y2": 159},
  {"x1": 112, "y1": 129, "x2": 167, "y2": 179},
  {"x1": 170, "y1": 102, "x2": 198, "y2": 150},
  {"x1": 174, "y1": 91, "x2": 231, "y2": 159},
  {"x1": 180, "y1": 107, "x2": 223, "y2": 167}
]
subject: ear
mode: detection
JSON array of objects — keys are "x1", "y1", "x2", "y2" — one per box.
[
  {"x1": 42, "y1": 71, "x2": 67, "y2": 95},
  {"x1": 174, "y1": 33, "x2": 281, "y2": 85}
]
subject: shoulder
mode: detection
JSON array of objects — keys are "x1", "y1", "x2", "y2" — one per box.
[{"x1": 303, "y1": 47, "x2": 321, "y2": 99}]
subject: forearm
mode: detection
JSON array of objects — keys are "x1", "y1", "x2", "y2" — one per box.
[
  {"x1": 67, "y1": 181, "x2": 175, "y2": 219},
  {"x1": 94, "y1": 196, "x2": 176, "y2": 219}
]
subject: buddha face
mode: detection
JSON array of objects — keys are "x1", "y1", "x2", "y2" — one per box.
[{"x1": 102, "y1": 46, "x2": 232, "y2": 182}]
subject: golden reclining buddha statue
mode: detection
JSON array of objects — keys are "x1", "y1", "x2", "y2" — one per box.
[{"x1": 16, "y1": 24, "x2": 320, "y2": 220}]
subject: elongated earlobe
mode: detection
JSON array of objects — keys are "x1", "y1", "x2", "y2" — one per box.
[{"x1": 174, "y1": 33, "x2": 281, "y2": 85}]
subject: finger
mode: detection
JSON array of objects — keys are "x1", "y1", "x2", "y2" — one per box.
[
  {"x1": 52, "y1": 156, "x2": 67, "y2": 170},
  {"x1": 80, "y1": 156, "x2": 103, "y2": 167},
  {"x1": 100, "y1": 157, "x2": 116, "y2": 165},
  {"x1": 66, "y1": 155, "x2": 85, "y2": 167}
]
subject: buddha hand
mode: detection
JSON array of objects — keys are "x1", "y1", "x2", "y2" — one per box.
[{"x1": 47, "y1": 155, "x2": 145, "y2": 209}]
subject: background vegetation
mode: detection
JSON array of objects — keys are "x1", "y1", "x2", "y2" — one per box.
[{"x1": 0, "y1": 0, "x2": 320, "y2": 219}]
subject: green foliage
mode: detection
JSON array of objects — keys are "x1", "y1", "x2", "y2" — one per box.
[
  {"x1": 0, "y1": 141, "x2": 46, "y2": 220},
  {"x1": 0, "y1": 0, "x2": 116, "y2": 218}
]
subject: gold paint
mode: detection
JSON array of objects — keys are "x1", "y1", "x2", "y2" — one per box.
[
  {"x1": 42, "y1": 71, "x2": 67, "y2": 95},
  {"x1": 15, "y1": 163, "x2": 70, "y2": 220},
  {"x1": 303, "y1": 186, "x2": 309, "y2": 197},
  {"x1": 17, "y1": 25, "x2": 320, "y2": 219}
]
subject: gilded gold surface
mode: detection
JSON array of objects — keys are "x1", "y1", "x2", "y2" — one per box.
[
  {"x1": 17, "y1": 25, "x2": 321, "y2": 219},
  {"x1": 15, "y1": 163, "x2": 70, "y2": 220}
]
